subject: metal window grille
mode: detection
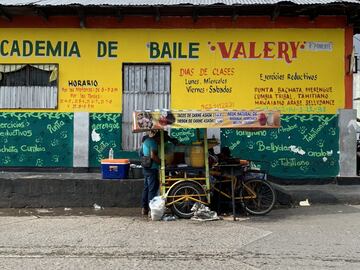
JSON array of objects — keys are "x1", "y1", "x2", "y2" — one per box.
[
  {"x1": 122, "y1": 63, "x2": 170, "y2": 151},
  {"x1": 0, "y1": 64, "x2": 58, "y2": 109}
]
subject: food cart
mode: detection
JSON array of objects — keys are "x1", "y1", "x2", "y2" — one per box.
[{"x1": 133, "y1": 109, "x2": 281, "y2": 218}]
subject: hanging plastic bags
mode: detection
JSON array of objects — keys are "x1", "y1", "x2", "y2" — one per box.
[{"x1": 149, "y1": 196, "x2": 166, "y2": 221}]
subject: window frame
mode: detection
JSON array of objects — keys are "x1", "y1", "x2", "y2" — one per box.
[{"x1": 0, "y1": 63, "x2": 59, "y2": 109}]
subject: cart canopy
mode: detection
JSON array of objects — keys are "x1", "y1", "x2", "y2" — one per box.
[{"x1": 132, "y1": 110, "x2": 280, "y2": 132}]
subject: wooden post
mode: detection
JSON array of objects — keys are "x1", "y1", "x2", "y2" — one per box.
[{"x1": 160, "y1": 130, "x2": 166, "y2": 195}]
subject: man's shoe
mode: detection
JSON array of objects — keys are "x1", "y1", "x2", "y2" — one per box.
[{"x1": 141, "y1": 208, "x2": 149, "y2": 216}]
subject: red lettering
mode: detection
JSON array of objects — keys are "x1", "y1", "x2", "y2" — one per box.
[
  {"x1": 278, "y1": 42, "x2": 291, "y2": 63},
  {"x1": 248, "y1": 42, "x2": 262, "y2": 58},
  {"x1": 289, "y1": 41, "x2": 301, "y2": 59},
  {"x1": 233, "y1": 42, "x2": 247, "y2": 58},
  {"x1": 217, "y1": 42, "x2": 233, "y2": 58},
  {"x1": 179, "y1": 68, "x2": 194, "y2": 76},
  {"x1": 263, "y1": 42, "x2": 275, "y2": 58}
]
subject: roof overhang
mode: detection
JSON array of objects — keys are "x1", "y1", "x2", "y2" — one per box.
[{"x1": 1, "y1": 2, "x2": 360, "y2": 32}]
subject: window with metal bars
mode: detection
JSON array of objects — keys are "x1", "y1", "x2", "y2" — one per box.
[
  {"x1": 122, "y1": 63, "x2": 171, "y2": 151},
  {"x1": 0, "y1": 64, "x2": 58, "y2": 109}
]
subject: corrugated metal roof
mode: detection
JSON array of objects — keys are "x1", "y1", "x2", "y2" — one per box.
[{"x1": 3, "y1": 0, "x2": 360, "y2": 6}]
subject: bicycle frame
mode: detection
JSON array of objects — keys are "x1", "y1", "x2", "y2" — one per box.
[
  {"x1": 211, "y1": 174, "x2": 258, "y2": 202},
  {"x1": 211, "y1": 160, "x2": 270, "y2": 199}
]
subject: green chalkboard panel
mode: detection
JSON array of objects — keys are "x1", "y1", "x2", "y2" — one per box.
[
  {"x1": 89, "y1": 113, "x2": 162, "y2": 167},
  {"x1": 0, "y1": 112, "x2": 73, "y2": 167},
  {"x1": 89, "y1": 113, "x2": 122, "y2": 167},
  {"x1": 221, "y1": 114, "x2": 339, "y2": 179},
  {"x1": 170, "y1": 128, "x2": 204, "y2": 145}
]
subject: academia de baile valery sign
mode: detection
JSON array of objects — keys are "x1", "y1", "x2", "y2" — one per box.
[{"x1": 0, "y1": 23, "x2": 351, "y2": 179}]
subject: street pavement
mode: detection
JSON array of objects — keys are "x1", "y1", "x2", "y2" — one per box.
[{"x1": 0, "y1": 204, "x2": 359, "y2": 269}]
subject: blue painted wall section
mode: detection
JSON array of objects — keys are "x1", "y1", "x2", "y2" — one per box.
[
  {"x1": 221, "y1": 114, "x2": 339, "y2": 179},
  {"x1": 0, "y1": 112, "x2": 73, "y2": 167}
]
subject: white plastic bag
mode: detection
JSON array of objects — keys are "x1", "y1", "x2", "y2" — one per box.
[{"x1": 149, "y1": 196, "x2": 165, "y2": 221}]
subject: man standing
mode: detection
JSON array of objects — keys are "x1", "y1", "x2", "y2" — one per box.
[{"x1": 141, "y1": 130, "x2": 161, "y2": 216}]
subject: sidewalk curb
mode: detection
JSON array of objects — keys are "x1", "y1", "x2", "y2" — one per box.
[
  {"x1": 273, "y1": 183, "x2": 360, "y2": 206},
  {"x1": 0, "y1": 172, "x2": 359, "y2": 208}
]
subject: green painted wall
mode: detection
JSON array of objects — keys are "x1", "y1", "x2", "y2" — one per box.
[
  {"x1": 89, "y1": 113, "x2": 121, "y2": 167},
  {"x1": 221, "y1": 114, "x2": 339, "y2": 179},
  {"x1": 170, "y1": 128, "x2": 204, "y2": 145},
  {"x1": 0, "y1": 112, "x2": 341, "y2": 178},
  {"x1": 0, "y1": 112, "x2": 73, "y2": 167},
  {"x1": 89, "y1": 113, "x2": 138, "y2": 167}
]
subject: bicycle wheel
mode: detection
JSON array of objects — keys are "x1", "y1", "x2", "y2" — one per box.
[
  {"x1": 168, "y1": 181, "x2": 206, "y2": 219},
  {"x1": 240, "y1": 179, "x2": 276, "y2": 215}
]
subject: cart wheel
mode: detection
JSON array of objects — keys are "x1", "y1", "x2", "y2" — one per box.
[
  {"x1": 168, "y1": 181, "x2": 206, "y2": 219},
  {"x1": 240, "y1": 179, "x2": 276, "y2": 215}
]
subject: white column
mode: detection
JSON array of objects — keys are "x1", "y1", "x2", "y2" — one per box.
[
  {"x1": 339, "y1": 109, "x2": 357, "y2": 176},
  {"x1": 73, "y1": 112, "x2": 89, "y2": 167}
]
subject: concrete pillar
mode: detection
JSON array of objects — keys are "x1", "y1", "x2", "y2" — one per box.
[
  {"x1": 73, "y1": 112, "x2": 89, "y2": 167},
  {"x1": 339, "y1": 109, "x2": 357, "y2": 177}
]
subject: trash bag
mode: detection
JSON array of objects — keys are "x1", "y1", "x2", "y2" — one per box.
[
  {"x1": 149, "y1": 196, "x2": 166, "y2": 221},
  {"x1": 191, "y1": 202, "x2": 220, "y2": 221}
]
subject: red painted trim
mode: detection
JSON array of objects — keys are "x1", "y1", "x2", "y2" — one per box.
[
  {"x1": 0, "y1": 15, "x2": 347, "y2": 28},
  {"x1": 345, "y1": 26, "x2": 353, "y2": 109}
]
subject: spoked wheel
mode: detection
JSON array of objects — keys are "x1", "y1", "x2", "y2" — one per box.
[
  {"x1": 240, "y1": 179, "x2": 276, "y2": 215},
  {"x1": 168, "y1": 181, "x2": 207, "y2": 219}
]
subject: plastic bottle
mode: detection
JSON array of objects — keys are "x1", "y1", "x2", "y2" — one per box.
[{"x1": 109, "y1": 148, "x2": 114, "y2": 159}]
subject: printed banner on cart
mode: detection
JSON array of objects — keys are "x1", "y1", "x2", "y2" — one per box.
[{"x1": 132, "y1": 110, "x2": 281, "y2": 131}]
